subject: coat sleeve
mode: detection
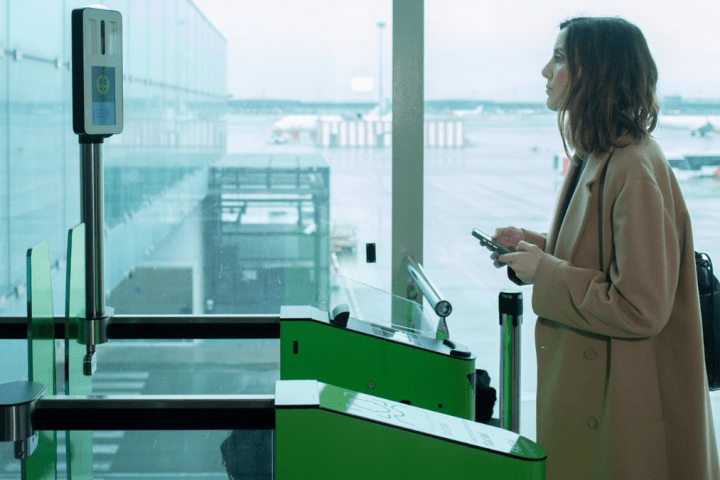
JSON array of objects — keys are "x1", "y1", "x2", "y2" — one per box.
[
  {"x1": 531, "y1": 178, "x2": 681, "y2": 338},
  {"x1": 522, "y1": 229, "x2": 547, "y2": 251}
]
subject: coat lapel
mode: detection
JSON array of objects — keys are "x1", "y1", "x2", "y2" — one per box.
[{"x1": 548, "y1": 151, "x2": 614, "y2": 264}]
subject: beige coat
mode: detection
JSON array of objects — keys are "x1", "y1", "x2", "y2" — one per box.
[{"x1": 523, "y1": 136, "x2": 720, "y2": 479}]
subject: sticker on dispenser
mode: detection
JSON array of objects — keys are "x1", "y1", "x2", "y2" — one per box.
[{"x1": 91, "y1": 66, "x2": 115, "y2": 126}]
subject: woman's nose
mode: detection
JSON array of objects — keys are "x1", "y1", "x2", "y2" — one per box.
[{"x1": 541, "y1": 62, "x2": 551, "y2": 79}]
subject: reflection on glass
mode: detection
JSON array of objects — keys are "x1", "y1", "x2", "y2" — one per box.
[
  {"x1": 25, "y1": 241, "x2": 57, "y2": 480},
  {"x1": 201, "y1": 154, "x2": 330, "y2": 315}
]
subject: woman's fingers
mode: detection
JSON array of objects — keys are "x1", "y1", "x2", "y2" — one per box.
[
  {"x1": 493, "y1": 226, "x2": 524, "y2": 248},
  {"x1": 490, "y1": 251, "x2": 506, "y2": 268},
  {"x1": 479, "y1": 239, "x2": 495, "y2": 253}
]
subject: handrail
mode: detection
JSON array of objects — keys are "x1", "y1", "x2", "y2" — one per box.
[
  {"x1": 0, "y1": 380, "x2": 275, "y2": 459},
  {"x1": 32, "y1": 394, "x2": 276, "y2": 430},
  {"x1": 0, "y1": 314, "x2": 280, "y2": 340},
  {"x1": 406, "y1": 256, "x2": 452, "y2": 318}
]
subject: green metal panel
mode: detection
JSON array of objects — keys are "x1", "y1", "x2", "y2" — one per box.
[
  {"x1": 280, "y1": 316, "x2": 474, "y2": 419},
  {"x1": 65, "y1": 224, "x2": 93, "y2": 479},
  {"x1": 275, "y1": 381, "x2": 545, "y2": 480},
  {"x1": 24, "y1": 241, "x2": 57, "y2": 480}
]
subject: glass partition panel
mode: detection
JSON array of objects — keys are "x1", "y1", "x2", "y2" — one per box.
[
  {"x1": 25, "y1": 241, "x2": 57, "y2": 480},
  {"x1": 424, "y1": 0, "x2": 720, "y2": 448},
  {"x1": 65, "y1": 224, "x2": 93, "y2": 480},
  {"x1": 0, "y1": 5, "x2": 8, "y2": 301},
  {"x1": 92, "y1": 339, "x2": 279, "y2": 395},
  {"x1": 3, "y1": 430, "x2": 239, "y2": 480}
]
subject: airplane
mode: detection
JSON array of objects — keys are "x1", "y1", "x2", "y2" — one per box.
[
  {"x1": 361, "y1": 105, "x2": 392, "y2": 122},
  {"x1": 657, "y1": 115, "x2": 720, "y2": 137},
  {"x1": 691, "y1": 121, "x2": 718, "y2": 137},
  {"x1": 447, "y1": 104, "x2": 484, "y2": 117}
]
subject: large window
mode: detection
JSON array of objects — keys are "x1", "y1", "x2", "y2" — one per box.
[{"x1": 425, "y1": 0, "x2": 720, "y2": 442}]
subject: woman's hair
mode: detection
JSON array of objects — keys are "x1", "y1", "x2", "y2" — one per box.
[{"x1": 557, "y1": 17, "x2": 659, "y2": 158}]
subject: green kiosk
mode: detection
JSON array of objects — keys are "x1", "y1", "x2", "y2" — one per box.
[
  {"x1": 274, "y1": 274, "x2": 547, "y2": 478},
  {"x1": 280, "y1": 304, "x2": 476, "y2": 420},
  {"x1": 275, "y1": 380, "x2": 546, "y2": 479}
]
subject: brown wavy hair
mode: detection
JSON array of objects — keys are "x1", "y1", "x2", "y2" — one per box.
[{"x1": 557, "y1": 17, "x2": 659, "y2": 158}]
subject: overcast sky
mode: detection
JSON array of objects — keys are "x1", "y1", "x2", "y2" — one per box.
[{"x1": 192, "y1": 0, "x2": 720, "y2": 102}]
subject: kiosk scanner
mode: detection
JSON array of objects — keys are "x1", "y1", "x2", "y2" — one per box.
[{"x1": 72, "y1": 6, "x2": 123, "y2": 137}]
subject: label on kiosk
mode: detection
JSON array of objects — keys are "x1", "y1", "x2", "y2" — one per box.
[{"x1": 72, "y1": 7, "x2": 123, "y2": 138}]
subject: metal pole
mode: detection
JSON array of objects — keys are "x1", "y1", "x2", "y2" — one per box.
[
  {"x1": 79, "y1": 137, "x2": 111, "y2": 375},
  {"x1": 80, "y1": 142, "x2": 105, "y2": 321},
  {"x1": 498, "y1": 291, "x2": 522, "y2": 433}
]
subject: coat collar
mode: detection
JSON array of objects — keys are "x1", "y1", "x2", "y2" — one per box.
[{"x1": 546, "y1": 150, "x2": 614, "y2": 260}]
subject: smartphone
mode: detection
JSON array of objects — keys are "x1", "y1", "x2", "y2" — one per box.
[{"x1": 472, "y1": 228, "x2": 511, "y2": 255}]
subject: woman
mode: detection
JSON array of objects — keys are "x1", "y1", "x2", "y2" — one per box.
[{"x1": 489, "y1": 17, "x2": 720, "y2": 479}]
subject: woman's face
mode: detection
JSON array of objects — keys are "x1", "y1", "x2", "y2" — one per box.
[{"x1": 541, "y1": 28, "x2": 570, "y2": 112}]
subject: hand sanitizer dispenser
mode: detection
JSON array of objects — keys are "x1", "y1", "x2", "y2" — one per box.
[{"x1": 72, "y1": 6, "x2": 123, "y2": 138}]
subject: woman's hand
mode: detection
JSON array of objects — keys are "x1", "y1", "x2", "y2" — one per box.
[
  {"x1": 498, "y1": 241, "x2": 544, "y2": 284},
  {"x1": 494, "y1": 226, "x2": 525, "y2": 248},
  {"x1": 486, "y1": 226, "x2": 525, "y2": 268}
]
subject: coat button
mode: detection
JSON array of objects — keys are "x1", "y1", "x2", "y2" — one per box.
[
  {"x1": 584, "y1": 349, "x2": 596, "y2": 360},
  {"x1": 587, "y1": 417, "x2": 598, "y2": 429}
]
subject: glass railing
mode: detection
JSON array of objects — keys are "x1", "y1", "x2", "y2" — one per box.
[
  {"x1": 319, "y1": 275, "x2": 438, "y2": 338},
  {"x1": 25, "y1": 241, "x2": 58, "y2": 479}
]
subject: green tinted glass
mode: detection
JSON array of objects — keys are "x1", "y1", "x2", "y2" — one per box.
[
  {"x1": 24, "y1": 241, "x2": 57, "y2": 480},
  {"x1": 65, "y1": 224, "x2": 93, "y2": 479}
]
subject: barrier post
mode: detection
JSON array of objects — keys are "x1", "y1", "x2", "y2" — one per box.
[{"x1": 499, "y1": 291, "x2": 522, "y2": 433}]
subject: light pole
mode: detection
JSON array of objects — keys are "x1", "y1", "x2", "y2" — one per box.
[{"x1": 377, "y1": 21, "x2": 386, "y2": 115}]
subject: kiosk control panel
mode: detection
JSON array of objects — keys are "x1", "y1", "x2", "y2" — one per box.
[{"x1": 72, "y1": 7, "x2": 123, "y2": 136}]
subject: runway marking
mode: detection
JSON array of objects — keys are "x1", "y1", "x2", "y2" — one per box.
[
  {"x1": 4, "y1": 462, "x2": 113, "y2": 473},
  {"x1": 92, "y1": 431, "x2": 126, "y2": 439},
  {"x1": 93, "y1": 372, "x2": 150, "y2": 380},
  {"x1": 88, "y1": 391, "x2": 146, "y2": 396},
  {"x1": 91, "y1": 381, "x2": 146, "y2": 391}
]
